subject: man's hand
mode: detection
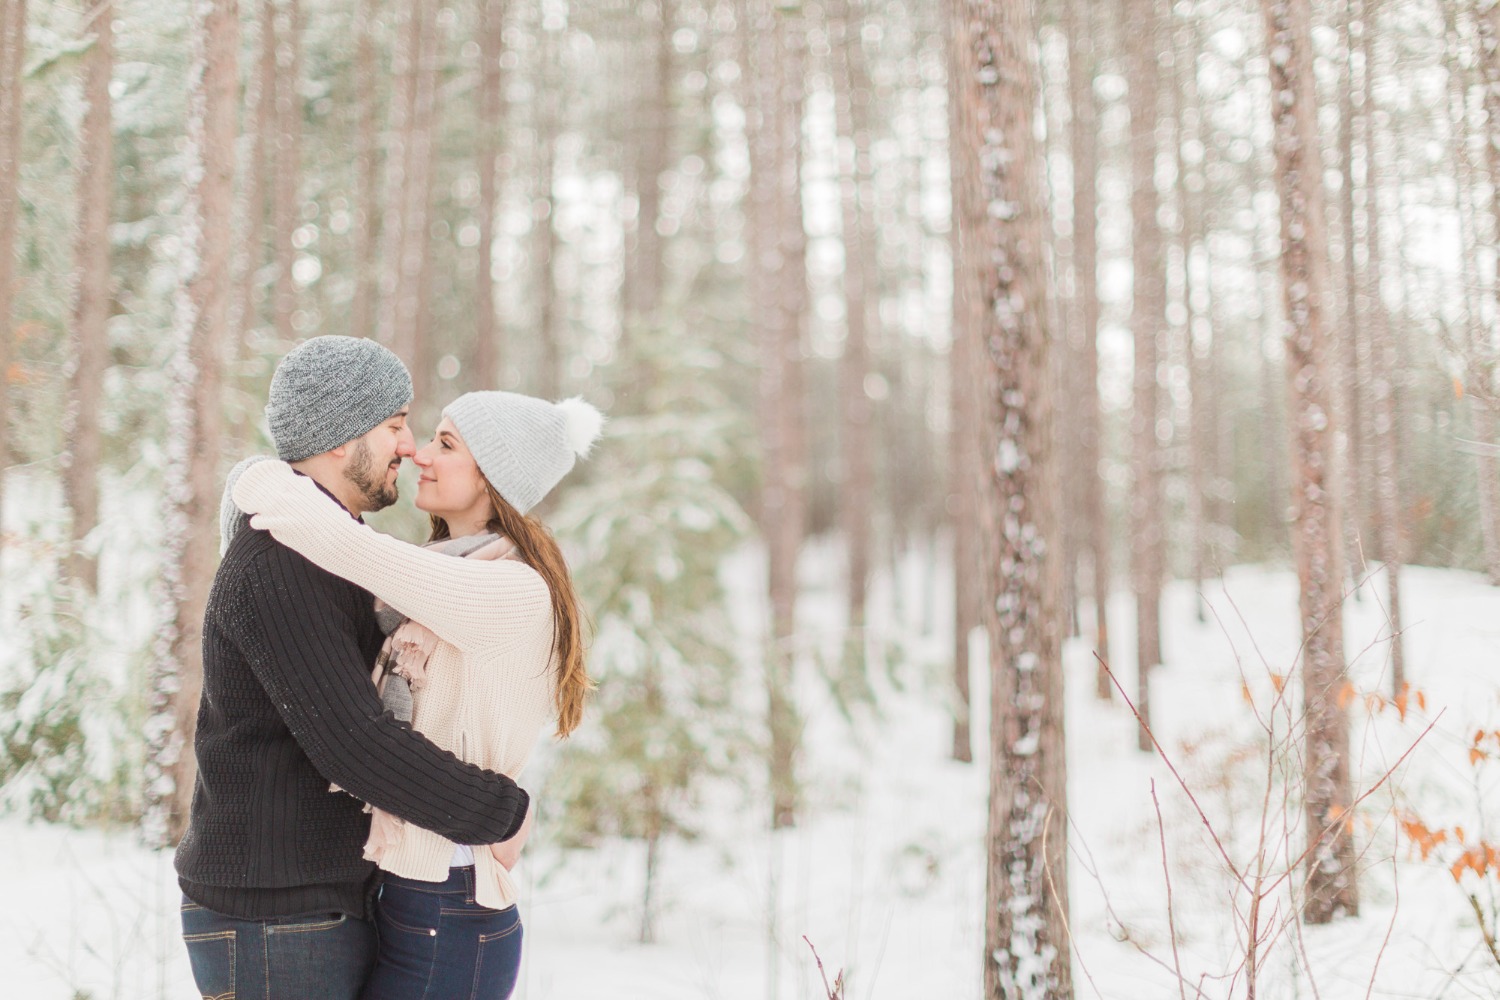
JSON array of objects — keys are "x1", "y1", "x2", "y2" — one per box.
[{"x1": 488, "y1": 796, "x2": 535, "y2": 870}]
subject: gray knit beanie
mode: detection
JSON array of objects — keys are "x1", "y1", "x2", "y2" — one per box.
[
  {"x1": 443, "y1": 392, "x2": 604, "y2": 514},
  {"x1": 265, "y1": 336, "x2": 414, "y2": 462}
]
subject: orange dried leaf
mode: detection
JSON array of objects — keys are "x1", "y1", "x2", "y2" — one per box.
[
  {"x1": 1456, "y1": 375, "x2": 1467, "y2": 399},
  {"x1": 1472, "y1": 748, "x2": 1487, "y2": 766},
  {"x1": 1270, "y1": 673, "x2": 1286, "y2": 694}
]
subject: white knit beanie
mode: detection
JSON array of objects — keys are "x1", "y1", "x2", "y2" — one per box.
[{"x1": 443, "y1": 392, "x2": 604, "y2": 514}]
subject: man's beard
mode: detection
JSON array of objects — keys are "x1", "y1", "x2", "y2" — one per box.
[{"x1": 345, "y1": 438, "x2": 399, "y2": 512}]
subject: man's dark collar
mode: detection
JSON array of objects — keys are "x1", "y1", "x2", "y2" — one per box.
[{"x1": 295, "y1": 469, "x2": 364, "y2": 522}]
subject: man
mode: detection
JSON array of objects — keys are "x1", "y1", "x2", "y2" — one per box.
[{"x1": 176, "y1": 336, "x2": 529, "y2": 1000}]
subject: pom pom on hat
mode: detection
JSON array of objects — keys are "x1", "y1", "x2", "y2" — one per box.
[{"x1": 556, "y1": 397, "x2": 604, "y2": 458}]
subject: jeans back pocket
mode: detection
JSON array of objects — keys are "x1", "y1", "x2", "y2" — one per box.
[{"x1": 181, "y1": 928, "x2": 236, "y2": 1000}]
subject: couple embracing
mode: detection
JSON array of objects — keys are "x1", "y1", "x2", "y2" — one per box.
[{"x1": 175, "y1": 335, "x2": 600, "y2": 1000}]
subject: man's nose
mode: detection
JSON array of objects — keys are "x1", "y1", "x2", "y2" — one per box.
[{"x1": 396, "y1": 427, "x2": 416, "y2": 458}]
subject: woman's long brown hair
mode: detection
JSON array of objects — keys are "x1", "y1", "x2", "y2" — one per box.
[{"x1": 430, "y1": 483, "x2": 592, "y2": 737}]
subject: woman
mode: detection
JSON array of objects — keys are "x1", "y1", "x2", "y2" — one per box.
[{"x1": 232, "y1": 390, "x2": 601, "y2": 1000}]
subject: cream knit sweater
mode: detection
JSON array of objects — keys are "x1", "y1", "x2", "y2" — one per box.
[{"x1": 233, "y1": 459, "x2": 556, "y2": 909}]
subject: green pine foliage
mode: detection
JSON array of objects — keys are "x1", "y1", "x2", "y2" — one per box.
[
  {"x1": 0, "y1": 579, "x2": 138, "y2": 826},
  {"x1": 549, "y1": 317, "x2": 751, "y2": 864}
]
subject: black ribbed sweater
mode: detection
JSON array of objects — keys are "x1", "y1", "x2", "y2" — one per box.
[{"x1": 175, "y1": 509, "x2": 529, "y2": 919}]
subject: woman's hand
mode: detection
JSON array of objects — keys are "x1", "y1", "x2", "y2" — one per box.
[{"x1": 488, "y1": 797, "x2": 535, "y2": 871}]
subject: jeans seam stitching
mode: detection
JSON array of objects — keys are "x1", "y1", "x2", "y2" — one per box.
[
  {"x1": 477, "y1": 922, "x2": 521, "y2": 943},
  {"x1": 264, "y1": 915, "x2": 346, "y2": 936},
  {"x1": 383, "y1": 880, "x2": 454, "y2": 896},
  {"x1": 438, "y1": 907, "x2": 504, "y2": 917},
  {"x1": 182, "y1": 928, "x2": 235, "y2": 999},
  {"x1": 468, "y1": 925, "x2": 484, "y2": 1000},
  {"x1": 381, "y1": 910, "x2": 438, "y2": 936}
]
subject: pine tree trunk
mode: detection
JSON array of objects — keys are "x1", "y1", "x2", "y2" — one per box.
[
  {"x1": 1065, "y1": 0, "x2": 1110, "y2": 695},
  {"x1": 532, "y1": 25, "x2": 561, "y2": 400},
  {"x1": 64, "y1": 0, "x2": 113, "y2": 592},
  {"x1": 1174, "y1": 3, "x2": 1214, "y2": 623},
  {"x1": 768, "y1": 3, "x2": 809, "y2": 830},
  {"x1": 640, "y1": 817, "x2": 661, "y2": 945},
  {"x1": 1258, "y1": 259, "x2": 1285, "y2": 542},
  {"x1": 1476, "y1": 407, "x2": 1500, "y2": 585},
  {"x1": 473, "y1": 0, "x2": 506, "y2": 391},
  {"x1": 348, "y1": 0, "x2": 383, "y2": 345},
  {"x1": 833, "y1": 0, "x2": 874, "y2": 671},
  {"x1": 0, "y1": 0, "x2": 28, "y2": 556},
  {"x1": 949, "y1": 0, "x2": 1072, "y2": 993},
  {"x1": 946, "y1": 0, "x2": 982, "y2": 762},
  {"x1": 1473, "y1": 1, "x2": 1500, "y2": 584},
  {"x1": 1444, "y1": 5, "x2": 1496, "y2": 586},
  {"x1": 1263, "y1": 0, "x2": 1359, "y2": 923},
  {"x1": 271, "y1": 0, "x2": 302, "y2": 344},
  {"x1": 622, "y1": 0, "x2": 673, "y2": 336},
  {"x1": 1128, "y1": 0, "x2": 1166, "y2": 750},
  {"x1": 1360, "y1": 0, "x2": 1402, "y2": 692},
  {"x1": 1044, "y1": 19, "x2": 1082, "y2": 646},
  {"x1": 948, "y1": 288, "x2": 980, "y2": 764},
  {"x1": 145, "y1": 0, "x2": 238, "y2": 847},
  {"x1": 741, "y1": 0, "x2": 808, "y2": 830},
  {"x1": 224, "y1": 0, "x2": 273, "y2": 443},
  {"x1": 407, "y1": 7, "x2": 441, "y2": 414},
  {"x1": 377, "y1": 0, "x2": 424, "y2": 356},
  {"x1": 1336, "y1": 0, "x2": 1368, "y2": 584}
]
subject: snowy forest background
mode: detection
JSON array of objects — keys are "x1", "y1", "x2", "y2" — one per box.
[{"x1": 5, "y1": 0, "x2": 1500, "y2": 996}]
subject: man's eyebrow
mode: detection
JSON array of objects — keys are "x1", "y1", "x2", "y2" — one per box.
[{"x1": 391, "y1": 408, "x2": 410, "y2": 420}]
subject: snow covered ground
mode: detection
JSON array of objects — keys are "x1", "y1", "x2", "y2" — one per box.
[{"x1": 6, "y1": 555, "x2": 1500, "y2": 999}]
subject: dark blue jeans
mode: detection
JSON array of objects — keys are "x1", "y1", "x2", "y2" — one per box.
[
  {"x1": 359, "y1": 867, "x2": 523, "y2": 1000},
  {"x1": 180, "y1": 896, "x2": 377, "y2": 1000}
]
